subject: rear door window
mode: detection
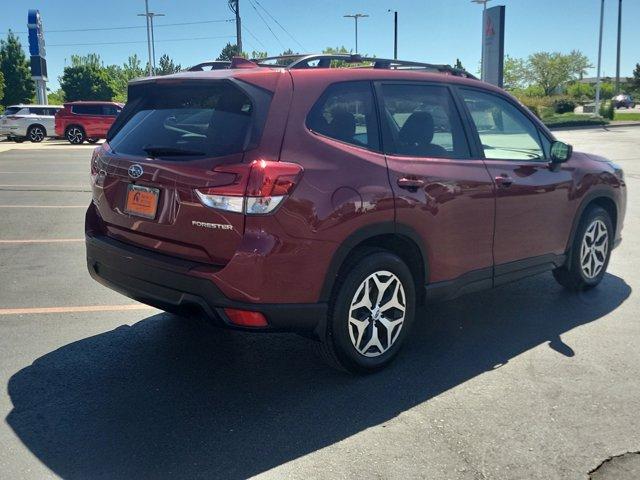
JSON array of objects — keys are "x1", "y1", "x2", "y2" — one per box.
[
  {"x1": 109, "y1": 82, "x2": 260, "y2": 158},
  {"x1": 72, "y1": 104, "x2": 103, "y2": 115},
  {"x1": 306, "y1": 81, "x2": 380, "y2": 151},
  {"x1": 379, "y1": 83, "x2": 470, "y2": 159}
]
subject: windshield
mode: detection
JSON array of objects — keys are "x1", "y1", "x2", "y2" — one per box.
[
  {"x1": 2, "y1": 107, "x2": 21, "y2": 116},
  {"x1": 109, "y1": 82, "x2": 255, "y2": 159}
]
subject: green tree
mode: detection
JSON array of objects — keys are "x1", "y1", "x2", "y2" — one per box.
[
  {"x1": 156, "y1": 54, "x2": 182, "y2": 75},
  {"x1": 567, "y1": 82, "x2": 595, "y2": 102},
  {"x1": 217, "y1": 43, "x2": 243, "y2": 61},
  {"x1": 250, "y1": 51, "x2": 268, "y2": 60},
  {"x1": 123, "y1": 54, "x2": 145, "y2": 80},
  {"x1": 0, "y1": 31, "x2": 35, "y2": 106},
  {"x1": 630, "y1": 63, "x2": 640, "y2": 95},
  {"x1": 0, "y1": 71, "x2": 4, "y2": 105},
  {"x1": 503, "y1": 55, "x2": 527, "y2": 91},
  {"x1": 112, "y1": 54, "x2": 147, "y2": 101},
  {"x1": 525, "y1": 50, "x2": 592, "y2": 95},
  {"x1": 60, "y1": 63, "x2": 116, "y2": 101},
  {"x1": 70, "y1": 53, "x2": 103, "y2": 68},
  {"x1": 105, "y1": 64, "x2": 126, "y2": 101},
  {"x1": 47, "y1": 88, "x2": 64, "y2": 105},
  {"x1": 598, "y1": 81, "x2": 615, "y2": 100}
]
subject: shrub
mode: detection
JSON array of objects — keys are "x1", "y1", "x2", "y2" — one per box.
[
  {"x1": 553, "y1": 97, "x2": 576, "y2": 114},
  {"x1": 599, "y1": 100, "x2": 614, "y2": 120},
  {"x1": 567, "y1": 82, "x2": 594, "y2": 102},
  {"x1": 598, "y1": 82, "x2": 615, "y2": 100},
  {"x1": 514, "y1": 94, "x2": 554, "y2": 118}
]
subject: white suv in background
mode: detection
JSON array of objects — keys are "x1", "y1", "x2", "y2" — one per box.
[{"x1": 0, "y1": 105, "x2": 63, "y2": 143}]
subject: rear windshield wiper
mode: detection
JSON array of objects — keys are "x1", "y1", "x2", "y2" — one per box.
[{"x1": 142, "y1": 145, "x2": 205, "y2": 158}]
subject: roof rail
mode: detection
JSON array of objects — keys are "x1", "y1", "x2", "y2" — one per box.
[
  {"x1": 187, "y1": 53, "x2": 477, "y2": 79},
  {"x1": 187, "y1": 60, "x2": 231, "y2": 71}
]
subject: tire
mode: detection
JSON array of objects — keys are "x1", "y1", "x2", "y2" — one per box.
[
  {"x1": 65, "y1": 126, "x2": 85, "y2": 144},
  {"x1": 27, "y1": 124, "x2": 46, "y2": 143},
  {"x1": 317, "y1": 248, "x2": 416, "y2": 374},
  {"x1": 87, "y1": 138, "x2": 99, "y2": 144},
  {"x1": 553, "y1": 206, "x2": 613, "y2": 291}
]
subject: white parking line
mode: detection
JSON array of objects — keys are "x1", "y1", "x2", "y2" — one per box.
[
  {"x1": 0, "y1": 185, "x2": 86, "y2": 188},
  {"x1": 0, "y1": 238, "x2": 84, "y2": 244},
  {"x1": 0, "y1": 205, "x2": 86, "y2": 208},
  {"x1": 0, "y1": 304, "x2": 155, "y2": 315}
]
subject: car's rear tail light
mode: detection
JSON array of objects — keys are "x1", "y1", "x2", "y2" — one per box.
[
  {"x1": 196, "y1": 160, "x2": 303, "y2": 215},
  {"x1": 224, "y1": 308, "x2": 268, "y2": 327}
]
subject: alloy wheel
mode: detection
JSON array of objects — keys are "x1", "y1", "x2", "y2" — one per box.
[
  {"x1": 580, "y1": 219, "x2": 608, "y2": 279},
  {"x1": 29, "y1": 127, "x2": 44, "y2": 142},
  {"x1": 67, "y1": 127, "x2": 84, "y2": 144},
  {"x1": 348, "y1": 270, "x2": 406, "y2": 357}
]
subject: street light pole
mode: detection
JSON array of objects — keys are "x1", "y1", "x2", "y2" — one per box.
[
  {"x1": 471, "y1": 0, "x2": 492, "y2": 80},
  {"x1": 595, "y1": 0, "x2": 605, "y2": 116},
  {"x1": 387, "y1": 10, "x2": 398, "y2": 60},
  {"x1": 343, "y1": 13, "x2": 369, "y2": 54},
  {"x1": 615, "y1": 0, "x2": 622, "y2": 94}
]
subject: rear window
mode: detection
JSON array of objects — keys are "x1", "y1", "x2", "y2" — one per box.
[
  {"x1": 103, "y1": 105, "x2": 121, "y2": 116},
  {"x1": 109, "y1": 82, "x2": 263, "y2": 159},
  {"x1": 72, "y1": 104, "x2": 103, "y2": 115},
  {"x1": 3, "y1": 107, "x2": 21, "y2": 116}
]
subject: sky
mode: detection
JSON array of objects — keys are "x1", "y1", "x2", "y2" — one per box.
[{"x1": 1, "y1": 0, "x2": 638, "y2": 91}]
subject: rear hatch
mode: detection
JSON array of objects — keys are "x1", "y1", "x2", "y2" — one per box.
[{"x1": 93, "y1": 75, "x2": 274, "y2": 265}]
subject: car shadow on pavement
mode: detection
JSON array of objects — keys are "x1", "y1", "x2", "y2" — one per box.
[{"x1": 6, "y1": 272, "x2": 631, "y2": 480}]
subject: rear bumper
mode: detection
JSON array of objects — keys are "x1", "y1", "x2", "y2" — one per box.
[{"x1": 86, "y1": 233, "x2": 326, "y2": 333}]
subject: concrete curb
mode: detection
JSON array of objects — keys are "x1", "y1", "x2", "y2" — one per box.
[{"x1": 549, "y1": 121, "x2": 640, "y2": 131}]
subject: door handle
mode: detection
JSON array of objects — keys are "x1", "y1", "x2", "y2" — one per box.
[
  {"x1": 397, "y1": 177, "x2": 425, "y2": 191},
  {"x1": 495, "y1": 174, "x2": 513, "y2": 188}
]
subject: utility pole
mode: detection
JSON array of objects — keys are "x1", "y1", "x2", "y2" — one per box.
[
  {"x1": 139, "y1": 0, "x2": 153, "y2": 76},
  {"x1": 343, "y1": 13, "x2": 368, "y2": 54},
  {"x1": 229, "y1": 0, "x2": 242, "y2": 52},
  {"x1": 149, "y1": 12, "x2": 165, "y2": 72},
  {"x1": 472, "y1": 0, "x2": 492, "y2": 80},
  {"x1": 595, "y1": 0, "x2": 605, "y2": 116},
  {"x1": 138, "y1": 3, "x2": 164, "y2": 75},
  {"x1": 615, "y1": 0, "x2": 622, "y2": 94}
]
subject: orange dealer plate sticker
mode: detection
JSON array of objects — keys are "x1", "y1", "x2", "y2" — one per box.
[{"x1": 125, "y1": 184, "x2": 159, "y2": 219}]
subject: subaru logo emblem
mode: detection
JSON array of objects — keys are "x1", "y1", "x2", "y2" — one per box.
[{"x1": 128, "y1": 164, "x2": 143, "y2": 179}]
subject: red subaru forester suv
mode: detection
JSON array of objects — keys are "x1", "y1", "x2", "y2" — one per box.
[
  {"x1": 55, "y1": 101, "x2": 123, "y2": 144},
  {"x1": 86, "y1": 54, "x2": 626, "y2": 373}
]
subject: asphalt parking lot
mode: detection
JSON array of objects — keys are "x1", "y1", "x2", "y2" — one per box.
[{"x1": 0, "y1": 128, "x2": 639, "y2": 480}]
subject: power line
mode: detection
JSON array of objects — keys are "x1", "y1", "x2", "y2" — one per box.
[
  {"x1": 48, "y1": 35, "x2": 235, "y2": 48},
  {"x1": 0, "y1": 19, "x2": 233, "y2": 35},
  {"x1": 241, "y1": 23, "x2": 267, "y2": 50},
  {"x1": 247, "y1": 0, "x2": 285, "y2": 50},
  {"x1": 253, "y1": 0, "x2": 304, "y2": 50}
]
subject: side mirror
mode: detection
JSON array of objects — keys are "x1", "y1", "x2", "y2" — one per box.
[{"x1": 550, "y1": 141, "x2": 573, "y2": 163}]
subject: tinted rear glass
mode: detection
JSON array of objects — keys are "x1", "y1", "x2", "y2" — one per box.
[
  {"x1": 72, "y1": 105, "x2": 103, "y2": 115},
  {"x1": 103, "y1": 105, "x2": 121, "y2": 116},
  {"x1": 4, "y1": 107, "x2": 21, "y2": 116},
  {"x1": 109, "y1": 82, "x2": 256, "y2": 158}
]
